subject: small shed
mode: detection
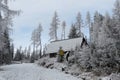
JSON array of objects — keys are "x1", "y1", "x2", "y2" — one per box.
[{"x1": 45, "y1": 37, "x2": 88, "y2": 58}]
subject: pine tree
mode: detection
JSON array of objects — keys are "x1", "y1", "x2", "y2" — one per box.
[
  {"x1": 26, "y1": 45, "x2": 31, "y2": 60},
  {"x1": 113, "y1": 0, "x2": 120, "y2": 20},
  {"x1": 10, "y1": 43, "x2": 14, "y2": 60},
  {"x1": 0, "y1": 0, "x2": 19, "y2": 64},
  {"x1": 112, "y1": 0, "x2": 120, "y2": 53},
  {"x1": 14, "y1": 49, "x2": 21, "y2": 61},
  {"x1": 90, "y1": 7, "x2": 120, "y2": 74},
  {"x1": 30, "y1": 52, "x2": 35, "y2": 63},
  {"x1": 91, "y1": 11, "x2": 104, "y2": 45},
  {"x1": 68, "y1": 24, "x2": 78, "y2": 39},
  {"x1": 90, "y1": 12, "x2": 107, "y2": 73},
  {"x1": 24, "y1": 47, "x2": 27, "y2": 55},
  {"x1": 23, "y1": 47, "x2": 27, "y2": 59},
  {"x1": 2, "y1": 28, "x2": 11, "y2": 64}
]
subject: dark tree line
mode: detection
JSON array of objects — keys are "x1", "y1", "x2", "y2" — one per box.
[
  {"x1": 0, "y1": 30, "x2": 14, "y2": 64},
  {"x1": 14, "y1": 46, "x2": 40, "y2": 63}
]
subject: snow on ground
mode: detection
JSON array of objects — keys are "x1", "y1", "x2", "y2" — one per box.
[
  {"x1": 37, "y1": 57, "x2": 120, "y2": 80},
  {"x1": 0, "y1": 63, "x2": 81, "y2": 80}
]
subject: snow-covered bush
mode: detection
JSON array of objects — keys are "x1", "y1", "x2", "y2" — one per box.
[
  {"x1": 109, "y1": 73, "x2": 120, "y2": 80},
  {"x1": 68, "y1": 55, "x2": 75, "y2": 66},
  {"x1": 74, "y1": 47, "x2": 92, "y2": 72}
]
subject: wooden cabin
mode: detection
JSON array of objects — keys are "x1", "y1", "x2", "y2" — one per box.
[{"x1": 45, "y1": 37, "x2": 88, "y2": 58}]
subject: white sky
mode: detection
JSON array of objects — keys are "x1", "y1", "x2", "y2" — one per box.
[{"x1": 9, "y1": 0, "x2": 115, "y2": 50}]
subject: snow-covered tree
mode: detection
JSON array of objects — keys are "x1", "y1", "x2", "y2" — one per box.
[
  {"x1": 31, "y1": 29, "x2": 36, "y2": 55},
  {"x1": 112, "y1": 0, "x2": 120, "y2": 40},
  {"x1": 113, "y1": 0, "x2": 120, "y2": 20},
  {"x1": 24, "y1": 47, "x2": 27, "y2": 55},
  {"x1": 86, "y1": 11, "x2": 91, "y2": 26},
  {"x1": 10, "y1": 43, "x2": 14, "y2": 60},
  {"x1": 31, "y1": 23, "x2": 43, "y2": 58},
  {"x1": 75, "y1": 12, "x2": 83, "y2": 37},
  {"x1": 42, "y1": 44, "x2": 47, "y2": 56},
  {"x1": 2, "y1": 28, "x2": 11, "y2": 64},
  {"x1": 0, "y1": 0, "x2": 19, "y2": 64},
  {"x1": 49, "y1": 11, "x2": 60, "y2": 41},
  {"x1": 90, "y1": 12, "x2": 104, "y2": 68},
  {"x1": 14, "y1": 48, "x2": 22, "y2": 61},
  {"x1": 30, "y1": 52, "x2": 35, "y2": 63},
  {"x1": 76, "y1": 47, "x2": 91, "y2": 71},
  {"x1": 112, "y1": 0, "x2": 120, "y2": 53},
  {"x1": 36, "y1": 23, "x2": 43, "y2": 58},
  {"x1": 61, "y1": 21, "x2": 66, "y2": 40},
  {"x1": 61, "y1": 0, "x2": 120, "y2": 75},
  {"x1": 86, "y1": 11, "x2": 91, "y2": 42},
  {"x1": 91, "y1": 11, "x2": 104, "y2": 45},
  {"x1": 90, "y1": 7, "x2": 120, "y2": 74}
]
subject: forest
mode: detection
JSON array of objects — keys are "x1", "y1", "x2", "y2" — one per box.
[{"x1": 0, "y1": 0, "x2": 120, "y2": 79}]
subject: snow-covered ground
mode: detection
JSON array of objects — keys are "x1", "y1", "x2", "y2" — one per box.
[
  {"x1": 37, "y1": 57, "x2": 120, "y2": 80},
  {"x1": 0, "y1": 63, "x2": 81, "y2": 80}
]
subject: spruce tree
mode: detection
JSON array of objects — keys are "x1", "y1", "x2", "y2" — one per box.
[{"x1": 68, "y1": 24, "x2": 78, "y2": 39}]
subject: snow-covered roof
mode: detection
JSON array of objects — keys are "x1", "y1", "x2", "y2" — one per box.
[{"x1": 45, "y1": 37, "x2": 83, "y2": 54}]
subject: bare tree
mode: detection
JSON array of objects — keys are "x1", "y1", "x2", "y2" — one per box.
[
  {"x1": 36, "y1": 23, "x2": 43, "y2": 58},
  {"x1": 61, "y1": 21, "x2": 66, "y2": 40},
  {"x1": 31, "y1": 29, "x2": 36, "y2": 54},
  {"x1": 75, "y1": 12, "x2": 83, "y2": 37},
  {"x1": 31, "y1": 23, "x2": 43, "y2": 58},
  {"x1": 49, "y1": 11, "x2": 60, "y2": 41},
  {"x1": 86, "y1": 11, "x2": 91, "y2": 42}
]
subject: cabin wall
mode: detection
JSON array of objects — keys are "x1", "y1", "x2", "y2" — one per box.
[
  {"x1": 49, "y1": 53, "x2": 57, "y2": 58},
  {"x1": 49, "y1": 51, "x2": 68, "y2": 58}
]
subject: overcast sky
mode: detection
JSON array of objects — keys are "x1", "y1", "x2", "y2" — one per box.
[{"x1": 9, "y1": 0, "x2": 115, "y2": 50}]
